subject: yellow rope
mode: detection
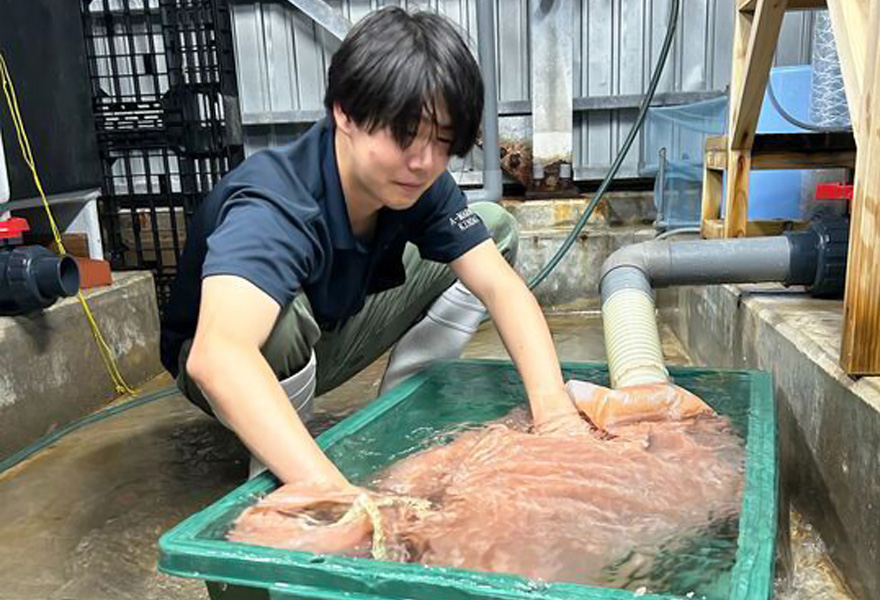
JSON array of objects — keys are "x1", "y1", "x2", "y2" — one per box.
[
  {"x1": 338, "y1": 494, "x2": 433, "y2": 561},
  {"x1": 1, "y1": 53, "x2": 135, "y2": 396}
]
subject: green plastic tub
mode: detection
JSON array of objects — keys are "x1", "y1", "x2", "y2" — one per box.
[{"x1": 159, "y1": 359, "x2": 778, "y2": 600}]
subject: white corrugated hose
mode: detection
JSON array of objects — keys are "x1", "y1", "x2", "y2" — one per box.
[{"x1": 601, "y1": 287, "x2": 669, "y2": 388}]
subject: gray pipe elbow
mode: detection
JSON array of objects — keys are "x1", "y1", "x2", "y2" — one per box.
[{"x1": 599, "y1": 241, "x2": 667, "y2": 303}]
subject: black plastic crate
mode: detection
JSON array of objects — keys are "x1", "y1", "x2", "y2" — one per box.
[
  {"x1": 83, "y1": 0, "x2": 171, "y2": 106},
  {"x1": 82, "y1": 0, "x2": 243, "y2": 311},
  {"x1": 97, "y1": 145, "x2": 234, "y2": 268},
  {"x1": 83, "y1": 0, "x2": 241, "y2": 152}
]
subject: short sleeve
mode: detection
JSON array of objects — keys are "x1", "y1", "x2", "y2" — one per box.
[
  {"x1": 408, "y1": 172, "x2": 491, "y2": 263},
  {"x1": 202, "y1": 190, "x2": 324, "y2": 308}
]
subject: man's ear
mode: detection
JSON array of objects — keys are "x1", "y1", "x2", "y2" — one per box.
[{"x1": 332, "y1": 103, "x2": 355, "y2": 135}]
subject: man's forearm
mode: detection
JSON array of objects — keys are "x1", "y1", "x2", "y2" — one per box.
[
  {"x1": 482, "y1": 276, "x2": 577, "y2": 424},
  {"x1": 187, "y1": 341, "x2": 350, "y2": 488}
]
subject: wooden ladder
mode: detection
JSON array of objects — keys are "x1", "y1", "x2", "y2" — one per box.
[{"x1": 699, "y1": 0, "x2": 880, "y2": 374}]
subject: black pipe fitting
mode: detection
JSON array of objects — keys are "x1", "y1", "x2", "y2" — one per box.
[
  {"x1": 784, "y1": 217, "x2": 850, "y2": 298},
  {"x1": 0, "y1": 246, "x2": 81, "y2": 315}
]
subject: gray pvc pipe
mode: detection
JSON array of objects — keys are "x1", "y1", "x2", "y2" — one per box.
[
  {"x1": 465, "y1": 0, "x2": 502, "y2": 204},
  {"x1": 600, "y1": 237, "x2": 795, "y2": 301},
  {"x1": 599, "y1": 235, "x2": 799, "y2": 389}
]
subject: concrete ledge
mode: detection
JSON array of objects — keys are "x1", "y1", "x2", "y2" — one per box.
[
  {"x1": 515, "y1": 225, "x2": 655, "y2": 308},
  {"x1": 501, "y1": 198, "x2": 656, "y2": 308},
  {"x1": 501, "y1": 193, "x2": 657, "y2": 229},
  {"x1": 0, "y1": 271, "x2": 163, "y2": 460},
  {"x1": 661, "y1": 284, "x2": 880, "y2": 600}
]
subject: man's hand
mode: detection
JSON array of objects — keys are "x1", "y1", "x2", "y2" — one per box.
[
  {"x1": 531, "y1": 388, "x2": 590, "y2": 436},
  {"x1": 233, "y1": 482, "x2": 435, "y2": 557},
  {"x1": 232, "y1": 482, "x2": 374, "y2": 554},
  {"x1": 451, "y1": 241, "x2": 574, "y2": 437}
]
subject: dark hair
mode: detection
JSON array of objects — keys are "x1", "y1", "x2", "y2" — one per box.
[{"x1": 324, "y1": 7, "x2": 483, "y2": 158}]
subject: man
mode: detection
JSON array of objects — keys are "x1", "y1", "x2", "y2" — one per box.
[{"x1": 160, "y1": 6, "x2": 580, "y2": 495}]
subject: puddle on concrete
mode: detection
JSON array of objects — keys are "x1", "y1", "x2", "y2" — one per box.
[
  {"x1": 0, "y1": 314, "x2": 856, "y2": 600},
  {"x1": 775, "y1": 509, "x2": 855, "y2": 600},
  {"x1": 0, "y1": 390, "x2": 241, "y2": 600}
]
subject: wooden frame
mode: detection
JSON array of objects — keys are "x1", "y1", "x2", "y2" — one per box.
[
  {"x1": 840, "y1": 0, "x2": 880, "y2": 374},
  {"x1": 700, "y1": 0, "x2": 880, "y2": 375}
]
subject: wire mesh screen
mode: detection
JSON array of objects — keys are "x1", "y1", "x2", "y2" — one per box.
[{"x1": 82, "y1": 0, "x2": 243, "y2": 308}]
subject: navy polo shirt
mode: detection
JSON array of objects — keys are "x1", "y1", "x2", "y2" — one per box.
[{"x1": 160, "y1": 119, "x2": 491, "y2": 376}]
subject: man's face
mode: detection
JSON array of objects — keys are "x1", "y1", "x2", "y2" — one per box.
[{"x1": 337, "y1": 104, "x2": 455, "y2": 211}]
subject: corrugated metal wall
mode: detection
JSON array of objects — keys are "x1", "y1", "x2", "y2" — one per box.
[
  {"x1": 572, "y1": 0, "x2": 815, "y2": 178},
  {"x1": 232, "y1": 0, "x2": 483, "y2": 124},
  {"x1": 232, "y1": 0, "x2": 816, "y2": 180}
]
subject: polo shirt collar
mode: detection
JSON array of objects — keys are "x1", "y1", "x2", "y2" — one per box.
[{"x1": 320, "y1": 118, "x2": 365, "y2": 252}]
